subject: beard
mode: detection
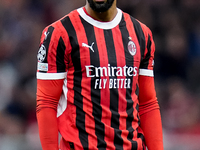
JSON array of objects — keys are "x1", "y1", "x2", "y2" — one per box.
[{"x1": 87, "y1": 0, "x2": 115, "y2": 12}]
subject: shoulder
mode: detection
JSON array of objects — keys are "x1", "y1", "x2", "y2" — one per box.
[
  {"x1": 40, "y1": 9, "x2": 80, "y2": 43},
  {"x1": 136, "y1": 19, "x2": 153, "y2": 37},
  {"x1": 122, "y1": 11, "x2": 152, "y2": 36},
  {"x1": 43, "y1": 9, "x2": 79, "y2": 33}
]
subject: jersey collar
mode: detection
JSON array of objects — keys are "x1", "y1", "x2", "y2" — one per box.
[{"x1": 77, "y1": 7, "x2": 122, "y2": 30}]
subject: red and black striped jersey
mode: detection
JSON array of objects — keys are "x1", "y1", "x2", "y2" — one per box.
[{"x1": 37, "y1": 7, "x2": 155, "y2": 150}]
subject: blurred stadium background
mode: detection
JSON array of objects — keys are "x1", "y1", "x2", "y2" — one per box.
[{"x1": 0, "y1": 0, "x2": 200, "y2": 149}]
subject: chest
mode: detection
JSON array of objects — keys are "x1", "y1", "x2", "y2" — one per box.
[{"x1": 68, "y1": 27, "x2": 141, "y2": 73}]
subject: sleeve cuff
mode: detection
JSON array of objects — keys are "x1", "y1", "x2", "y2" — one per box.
[
  {"x1": 36, "y1": 72, "x2": 67, "y2": 80},
  {"x1": 139, "y1": 69, "x2": 154, "y2": 77}
]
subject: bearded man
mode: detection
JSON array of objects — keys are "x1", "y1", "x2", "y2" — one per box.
[{"x1": 36, "y1": 0, "x2": 164, "y2": 150}]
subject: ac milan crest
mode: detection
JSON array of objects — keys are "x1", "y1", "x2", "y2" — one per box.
[{"x1": 128, "y1": 41, "x2": 137, "y2": 56}]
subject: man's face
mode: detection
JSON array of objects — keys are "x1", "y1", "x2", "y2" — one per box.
[{"x1": 87, "y1": 0, "x2": 115, "y2": 12}]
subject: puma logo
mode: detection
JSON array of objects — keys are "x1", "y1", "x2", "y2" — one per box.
[
  {"x1": 44, "y1": 31, "x2": 50, "y2": 40},
  {"x1": 82, "y1": 42, "x2": 95, "y2": 52}
]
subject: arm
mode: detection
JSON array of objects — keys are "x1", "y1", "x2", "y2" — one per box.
[
  {"x1": 137, "y1": 22, "x2": 163, "y2": 150},
  {"x1": 36, "y1": 22, "x2": 69, "y2": 149},
  {"x1": 138, "y1": 75, "x2": 163, "y2": 150},
  {"x1": 36, "y1": 79, "x2": 64, "y2": 150}
]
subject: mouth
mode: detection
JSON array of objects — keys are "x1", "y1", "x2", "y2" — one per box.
[{"x1": 95, "y1": 0, "x2": 105, "y2": 3}]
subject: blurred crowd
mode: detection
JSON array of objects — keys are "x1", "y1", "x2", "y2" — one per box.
[{"x1": 0, "y1": 0, "x2": 199, "y2": 149}]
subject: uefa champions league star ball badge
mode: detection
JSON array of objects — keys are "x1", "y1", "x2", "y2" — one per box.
[
  {"x1": 128, "y1": 40, "x2": 137, "y2": 56},
  {"x1": 37, "y1": 44, "x2": 46, "y2": 62}
]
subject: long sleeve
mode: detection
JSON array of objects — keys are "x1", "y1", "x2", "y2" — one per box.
[
  {"x1": 138, "y1": 75, "x2": 164, "y2": 150},
  {"x1": 36, "y1": 79, "x2": 64, "y2": 150}
]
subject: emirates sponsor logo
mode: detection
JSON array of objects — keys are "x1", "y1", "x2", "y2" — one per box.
[{"x1": 85, "y1": 64, "x2": 138, "y2": 89}]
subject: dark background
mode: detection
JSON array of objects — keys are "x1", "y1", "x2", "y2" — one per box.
[{"x1": 0, "y1": 0, "x2": 200, "y2": 149}]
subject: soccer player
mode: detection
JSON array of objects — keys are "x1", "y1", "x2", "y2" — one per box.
[{"x1": 36, "y1": 0, "x2": 164, "y2": 150}]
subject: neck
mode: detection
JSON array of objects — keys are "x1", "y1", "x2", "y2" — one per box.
[{"x1": 85, "y1": 1, "x2": 117, "y2": 22}]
